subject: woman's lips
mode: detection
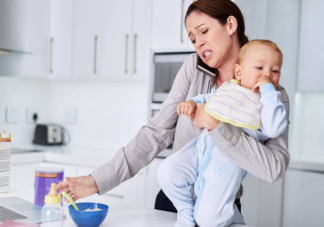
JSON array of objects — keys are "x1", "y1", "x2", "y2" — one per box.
[{"x1": 203, "y1": 51, "x2": 212, "y2": 61}]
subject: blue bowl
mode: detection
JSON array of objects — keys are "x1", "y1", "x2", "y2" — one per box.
[{"x1": 69, "y1": 202, "x2": 109, "y2": 227}]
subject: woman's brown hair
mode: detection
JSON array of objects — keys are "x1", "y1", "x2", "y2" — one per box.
[{"x1": 185, "y1": 0, "x2": 249, "y2": 47}]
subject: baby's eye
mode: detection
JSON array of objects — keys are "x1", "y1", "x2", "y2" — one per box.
[
  {"x1": 191, "y1": 39, "x2": 196, "y2": 44},
  {"x1": 272, "y1": 70, "x2": 279, "y2": 73},
  {"x1": 202, "y1": 29, "x2": 208, "y2": 34},
  {"x1": 256, "y1": 67, "x2": 263, "y2": 70}
]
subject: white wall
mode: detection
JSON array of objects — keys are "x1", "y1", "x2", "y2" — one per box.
[
  {"x1": 0, "y1": 77, "x2": 49, "y2": 143},
  {"x1": 0, "y1": 76, "x2": 148, "y2": 151},
  {"x1": 46, "y1": 80, "x2": 148, "y2": 150}
]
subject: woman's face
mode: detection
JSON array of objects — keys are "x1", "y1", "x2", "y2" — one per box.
[{"x1": 186, "y1": 11, "x2": 234, "y2": 69}]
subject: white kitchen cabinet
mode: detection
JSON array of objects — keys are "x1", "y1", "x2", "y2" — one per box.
[
  {"x1": 72, "y1": 0, "x2": 102, "y2": 79},
  {"x1": 10, "y1": 162, "x2": 41, "y2": 191},
  {"x1": 151, "y1": 0, "x2": 194, "y2": 50},
  {"x1": 145, "y1": 175, "x2": 161, "y2": 209},
  {"x1": 240, "y1": 173, "x2": 284, "y2": 227},
  {"x1": 22, "y1": 0, "x2": 51, "y2": 79},
  {"x1": 282, "y1": 169, "x2": 324, "y2": 227},
  {"x1": 145, "y1": 158, "x2": 163, "y2": 208},
  {"x1": 100, "y1": 0, "x2": 150, "y2": 81},
  {"x1": 100, "y1": 0, "x2": 132, "y2": 80},
  {"x1": 0, "y1": 0, "x2": 50, "y2": 78},
  {"x1": 297, "y1": 0, "x2": 324, "y2": 92},
  {"x1": 77, "y1": 166, "x2": 146, "y2": 207},
  {"x1": 131, "y1": 0, "x2": 152, "y2": 80},
  {"x1": 48, "y1": 0, "x2": 74, "y2": 80}
]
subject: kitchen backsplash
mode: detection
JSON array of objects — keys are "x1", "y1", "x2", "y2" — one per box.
[
  {"x1": 0, "y1": 76, "x2": 148, "y2": 151},
  {"x1": 0, "y1": 77, "x2": 49, "y2": 143}
]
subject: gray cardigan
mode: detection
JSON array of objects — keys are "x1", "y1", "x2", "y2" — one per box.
[{"x1": 90, "y1": 53, "x2": 290, "y2": 199}]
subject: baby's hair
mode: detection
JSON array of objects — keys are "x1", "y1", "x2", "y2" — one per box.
[{"x1": 238, "y1": 39, "x2": 283, "y2": 66}]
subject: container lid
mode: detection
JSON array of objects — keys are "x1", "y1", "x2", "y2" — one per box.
[
  {"x1": 45, "y1": 183, "x2": 62, "y2": 204},
  {"x1": 35, "y1": 167, "x2": 64, "y2": 173}
]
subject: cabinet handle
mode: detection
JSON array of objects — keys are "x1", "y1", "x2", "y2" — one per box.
[
  {"x1": 180, "y1": 0, "x2": 184, "y2": 43},
  {"x1": 49, "y1": 38, "x2": 53, "y2": 73},
  {"x1": 125, "y1": 34, "x2": 129, "y2": 74},
  {"x1": 94, "y1": 35, "x2": 98, "y2": 74},
  {"x1": 134, "y1": 33, "x2": 137, "y2": 74}
]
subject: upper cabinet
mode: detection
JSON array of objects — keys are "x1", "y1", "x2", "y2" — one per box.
[
  {"x1": 100, "y1": 0, "x2": 133, "y2": 80},
  {"x1": 73, "y1": 0, "x2": 102, "y2": 79},
  {"x1": 100, "y1": 0, "x2": 151, "y2": 81},
  {"x1": 48, "y1": 0, "x2": 73, "y2": 79},
  {"x1": 0, "y1": 0, "x2": 50, "y2": 78},
  {"x1": 151, "y1": 0, "x2": 194, "y2": 50},
  {"x1": 48, "y1": 0, "x2": 151, "y2": 81},
  {"x1": 297, "y1": 0, "x2": 324, "y2": 92}
]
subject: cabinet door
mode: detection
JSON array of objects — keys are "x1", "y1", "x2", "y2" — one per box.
[
  {"x1": 23, "y1": 0, "x2": 51, "y2": 79},
  {"x1": 151, "y1": 0, "x2": 191, "y2": 50},
  {"x1": 283, "y1": 169, "x2": 324, "y2": 227},
  {"x1": 10, "y1": 162, "x2": 41, "y2": 191},
  {"x1": 101, "y1": 0, "x2": 133, "y2": 80},
  {"x1": 73, "y1": 0, "x2": 102, "y2": 78},
  {"x1": 131, "y1": 0, "x2": 151, "y2": 81},
  {"x1": 48, "y1": 0, "x2": 74, "y2": 79},
  {"x1": 297, "y1": 0, "x2": 324, "y2": 92}
]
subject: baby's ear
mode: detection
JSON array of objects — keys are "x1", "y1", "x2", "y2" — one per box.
[{"x1": 234, "y1": 64, "x2": 242, "y2": 81}]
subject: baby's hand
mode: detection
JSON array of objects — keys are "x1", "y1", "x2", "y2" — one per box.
[
  {"x1": 252, "y1": 78, "x2": 272, "y2": 94},
  {"x1": 177, "y1": 100, "x2": 196, "y2": 119}
]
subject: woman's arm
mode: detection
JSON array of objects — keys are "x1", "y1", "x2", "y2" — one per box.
[
  {"x1": 195, "y1": 85, "x2": 290, "y2": 184},
  {"x1": 90, "y1": 54, "x2": 196, "y2": 195}
]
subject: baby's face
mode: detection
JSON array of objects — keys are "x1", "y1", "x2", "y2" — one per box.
[{"x1": 235, "y1": 44, "x2": 282, "y2": 91}]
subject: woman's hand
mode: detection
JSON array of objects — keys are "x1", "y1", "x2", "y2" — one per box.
[
  {"x1": 177, "y1": 100, "x2": 197, "y2": 119},
  {"x1": 193, "y1": 103, "x2": 220, "y2": 131},
  {"x1": 57, "y1": 175, "x2": 99, "y2": 202}
]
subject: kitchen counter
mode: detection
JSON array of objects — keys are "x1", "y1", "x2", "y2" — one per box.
[
  {"x1": 0, "y1": 189, "x2": 251, "y2": 227},
  {"x1": 11, "y1": 143, "x2": 118, "y2": 168},
  {"x1": 11, "y1": 143, "x2": 324, "y2": 173}
]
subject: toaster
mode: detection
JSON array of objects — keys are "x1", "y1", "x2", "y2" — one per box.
[{"x1": 33, "y1": 124, "x2": 68, "y2": 145}]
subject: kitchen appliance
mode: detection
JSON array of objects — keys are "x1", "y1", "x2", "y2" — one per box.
[
  {"x1": 152, "y1": 51, "x2": 195, "y2": 103},
  {"x1": 151, "y1": 50, "x2": 197, "y2": 158},
  {"x1": 33, "y1": 124, "x2": 69, "y2": 146}
]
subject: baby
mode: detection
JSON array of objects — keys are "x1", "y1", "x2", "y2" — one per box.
[{"x1": 157, "y1": 40, "x2": 288, "y2": 227}]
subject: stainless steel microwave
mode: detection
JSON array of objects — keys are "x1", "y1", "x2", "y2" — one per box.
[{"x1": 152, "y1": 51, "x2": 195, "y2": 103}]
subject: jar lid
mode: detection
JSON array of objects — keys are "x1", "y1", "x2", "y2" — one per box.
[{"x1": 35, "y1": 167, "x2": 64, "y2": 173}]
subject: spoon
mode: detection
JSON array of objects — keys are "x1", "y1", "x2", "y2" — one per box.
[{"x1": 62, "y1": 192, "x2": 79, "y2": 211}]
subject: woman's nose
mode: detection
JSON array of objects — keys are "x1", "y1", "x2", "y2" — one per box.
[{"x1": 195, "y1": 39, "x2": 205, "y2": 49}]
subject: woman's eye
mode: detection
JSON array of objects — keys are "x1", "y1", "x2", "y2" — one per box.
[
  {"x1": 256, "y1": 67, "x2": 262, "y2": 70},
  {"x1": 202, "y1": 29, "x2": 208, "y2": 34},
  {"x1": 191, "y1": 39, "x2": 196, "y2": 44}
]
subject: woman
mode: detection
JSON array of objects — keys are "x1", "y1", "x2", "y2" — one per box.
[{"x1": 57, "y1": 0, "x2": 290, "y2": 217}]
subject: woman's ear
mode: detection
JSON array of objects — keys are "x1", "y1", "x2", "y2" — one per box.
[
  {"x1": 234, "y1": 64, "x2": 242, "y2": 81},
  {"x1": 227, "y1": 16, "x2": 238, "y2": 35}
]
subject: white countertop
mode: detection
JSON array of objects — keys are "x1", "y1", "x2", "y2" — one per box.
[
  {"x1": 11, "y1": 143, "x2": 324, "y2": 173},
  {"x1": 0, "y1": 188, "x2": 177, "y2": 227},
  {"x1": 11, "y1": 143, "x2": 118, "y2": 168},
  {"x1": 0, "y1": 189, "x2": 250, "y2": 227}
]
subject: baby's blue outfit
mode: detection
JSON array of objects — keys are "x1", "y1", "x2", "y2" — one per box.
[{"x1": 157, "y1": 84, "x2": 288, "y2": 227}]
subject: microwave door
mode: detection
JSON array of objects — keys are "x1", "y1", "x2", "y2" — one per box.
[{"x1": 152, "y1": 53, "x2": 193, "y2": 103}]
